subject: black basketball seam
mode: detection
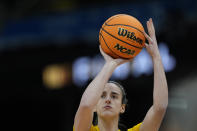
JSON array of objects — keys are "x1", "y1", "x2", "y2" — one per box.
[
  {"x1": 99, "y1": 27, "x2": 103, "y2": 42},
  {"x1": 104, "y1": 14, "x2": 125, "y2": 25},
  {"x1": 105, "y1": 23, "x2": 145, "y2": 35},
  {"x1": 101, "y1": 28, "x2": 143, "y2": 49},
  {"x1": 99, "y1": 32, "x2": 121, "y2": 58},
  {"x1": 101, "y1": 14, "x2": 127, "y2": 37},
  {"x1": 101, "y1": 15, "x2": 122, "y2": 30},
  {"x1": 99, "y1": 32, "x2": 131, "y2": 59}
]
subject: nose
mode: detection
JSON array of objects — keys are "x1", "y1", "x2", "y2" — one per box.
[{"x1": 105, "y1": 96, "x2": 111, "y2": 104}]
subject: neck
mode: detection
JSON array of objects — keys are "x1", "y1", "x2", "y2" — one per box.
[{"x1": 97, "y1": 116, "x2": 119, "y2": 131}]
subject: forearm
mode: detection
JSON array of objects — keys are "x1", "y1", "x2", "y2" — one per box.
[
  {"x1": 79, "y1": 61, "x2": 117, "y2": 109},
  {"x1": 152, "y1": 56, "x2": 168, "y2": 110}
]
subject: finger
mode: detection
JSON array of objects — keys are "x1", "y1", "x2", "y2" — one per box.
[
  {"x1": 145, "y1": 43, "x2": 149, "y2": 48},
  {"x1": 143, "y1": 31, "x2": 153, "y2": 44},
  {"x1": 99, "y1": 45, "x2": 105, "y2": 56},
  {"x1": 147, "y1": 18, "x2": 154, "y2": 38},
  {"x1": 150, "y1": 18, "x2": 155, "y2": 33},
  {"x1": 99, "y1": 45, "x2": 102, "y2": 52},
  {"x1": 149, "y1": 18, "x2": 156, "y2": 40},
  {"x1": 99, "y1": 45, "x2": 113, "y2": 60},
  {"x1": 146, "y1": 20, "x2": 152, "y2": 37}
]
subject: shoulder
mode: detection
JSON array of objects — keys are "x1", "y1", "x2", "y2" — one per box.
[{"x1": 127, "y1": 123, "x2": 142, "y2": 131}]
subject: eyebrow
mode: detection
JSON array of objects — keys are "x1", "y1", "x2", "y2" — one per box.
[
  {"x1": 102, "y1": 91, "x2": 106, "y2": 94},
  {"x1": 111, "y1": 91, "x2": 120, "y2": 95}
]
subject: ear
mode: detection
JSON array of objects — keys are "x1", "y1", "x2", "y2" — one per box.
[{"x1": 120, "y1": 104, "x2": 126, "y2": 114}]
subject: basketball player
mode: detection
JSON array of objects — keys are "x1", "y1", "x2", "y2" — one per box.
[{"x1": 74, "y1": 18, "x2": 168, "y2": 131}]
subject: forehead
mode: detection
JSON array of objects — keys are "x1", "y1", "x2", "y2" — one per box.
[{"x1": 103, "y1": 83, "x2": 122, "y2": 94}]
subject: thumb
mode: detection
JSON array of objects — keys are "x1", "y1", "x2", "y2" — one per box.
[
  {"x1": 99, "y1": 45, "x2": 105, "y2": 56},
  {"x1": 145, "y1": 43, "x2": 149, "y2": 48}
]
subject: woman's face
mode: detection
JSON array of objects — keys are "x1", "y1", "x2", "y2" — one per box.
[{"x1": 96, "y1": 83, "x2": 125, "y2": 118}]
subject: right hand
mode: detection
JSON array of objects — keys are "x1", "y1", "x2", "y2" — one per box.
[{"x1": 99, "y1": 45, "x2": 131, "y2": 67}]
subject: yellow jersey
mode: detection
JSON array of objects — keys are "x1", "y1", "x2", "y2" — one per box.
[{"x1": 73, "y1": 123, "x2": 141, "y2": 131}]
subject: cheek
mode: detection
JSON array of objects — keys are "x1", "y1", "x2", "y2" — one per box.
[
  {"x1": 115, "y1": 97, "x2": 122, "y2": 104},
  {"x1": 114, "y1": 99, "x2": 122, "y2": 108}
]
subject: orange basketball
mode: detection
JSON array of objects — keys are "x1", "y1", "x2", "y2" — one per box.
[{"x1": 99, "y1": 14, "x2": 145, "y2": 59}]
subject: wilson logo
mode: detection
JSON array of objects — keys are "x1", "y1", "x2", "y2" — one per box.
[
  {"x1": 118, "y1": 28, "x2": 143, "y2": 45},
  {"x1": 114, "y1": 43, "x2": 135, "y2": 56}
]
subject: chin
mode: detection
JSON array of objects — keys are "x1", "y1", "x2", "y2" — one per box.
[{"x1": 101, "y1": 111, "x2": 116, "y2": 118}]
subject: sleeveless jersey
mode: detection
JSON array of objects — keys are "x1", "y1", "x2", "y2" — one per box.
[{"x1": 73, "y1": 123, "x2": 141, "y2": 131}]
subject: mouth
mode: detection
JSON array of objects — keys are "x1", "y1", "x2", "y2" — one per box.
[{"x1": 104, "y1": 105, "x2": 112, "y2": 109}]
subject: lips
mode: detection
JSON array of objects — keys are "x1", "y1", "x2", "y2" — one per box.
[{"x1": 104, "y1": 105, "x2": 112, "y2": 109}]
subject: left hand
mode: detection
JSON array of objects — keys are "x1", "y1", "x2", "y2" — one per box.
[
  {"x1": 99, "y1": 45, "x2": 130, "y2": 67},
  {"x1": 143, "y1": 18, "x2": 160, "y2": 59}
]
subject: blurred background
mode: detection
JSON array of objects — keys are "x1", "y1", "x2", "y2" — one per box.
[{"x1": 0, "y1": 0, "x2": 197, "y2": 131}]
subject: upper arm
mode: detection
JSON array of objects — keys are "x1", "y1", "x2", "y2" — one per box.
[
  {"x1": 140, "y1": 106, "x2": 167, "y2": 131},
  {"x1": 74, "y1": 105, "x2": 94, "y2": 131}
]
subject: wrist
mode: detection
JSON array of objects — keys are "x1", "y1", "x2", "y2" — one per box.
[{"x1": 105, "y1": 61, "x2": 118, "y2": 69}]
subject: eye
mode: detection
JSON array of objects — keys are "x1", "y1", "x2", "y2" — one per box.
[
  {"x1": 112, "y1": 95, "x2": 117, "y2": 99},
  {"x1": 101, "y1": 94, "x2": 105, "y2": 98}
]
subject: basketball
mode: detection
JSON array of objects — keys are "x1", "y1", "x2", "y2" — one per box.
[{"x1": 99, "y1": 14, "x2": 145, "y2": 59}]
